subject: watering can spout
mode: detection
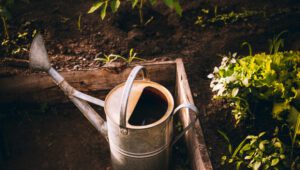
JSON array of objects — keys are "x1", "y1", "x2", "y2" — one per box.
[{"x1": 29, "y1": 34, "x2": 108, "y2": 138}]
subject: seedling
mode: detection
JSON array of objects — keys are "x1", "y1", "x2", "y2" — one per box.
[
  {"x1": 94, "y1": 53, "x2": 122, "y2": 64},
  {"x1": 87, "y1": 0, "x2": 182, "y2": 25},
  {"x1": 241, "y1": 41, "x2": 252, "y2": 56},
  {"x1": 77, "y1": 13, "x2": 82, "y2": 32},
  {"x1": 123, "y1": 48, "x2": 144, "y2": 63},
  {"x1": 268, "y1": 30, "x2": 287, "y2": 54},
  {"x1": 95, "y1": 48, "x2": 144, "y2": 65}
]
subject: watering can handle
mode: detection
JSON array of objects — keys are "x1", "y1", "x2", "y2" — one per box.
[
  {"x1": 170, "y1": 103, "x2": 199, "y2": 146},
  {"x1": 120, "y1": 66, "x2": 149, "y2": 133}
]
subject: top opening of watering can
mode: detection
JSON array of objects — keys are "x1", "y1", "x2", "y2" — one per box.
[{"x1": 104, "y1": 78, "x2": 174, "y2": 129}]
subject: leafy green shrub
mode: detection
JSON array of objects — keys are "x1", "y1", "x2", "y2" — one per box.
[
  {"x1": 209, "y1": 51, "x2": 300, "y2": 128},
  {"x1": 209, "y1": 44, "x2": 300, "y2": 169},
  {"x1": 87, "y1": 0, "x2": 182, "y2": 24}
]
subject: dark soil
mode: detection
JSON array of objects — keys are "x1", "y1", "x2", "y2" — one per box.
[
  {"x1": 0, "y1": 102, "x2": 190, "y2": 170},
  {"x1": 0, "y1": 104, "x2": 111, "y2": 170},
  {"x1": 1, "y1": 0, "x2": 300, "y2": 169}
]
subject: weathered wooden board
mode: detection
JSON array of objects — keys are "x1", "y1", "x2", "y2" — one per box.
[
  {"x1": 175, "y1": 58, "x2": 213, "y2": 170},
  {"x1": 0, "y1": 61, "x2": 176, "y2": 105}
]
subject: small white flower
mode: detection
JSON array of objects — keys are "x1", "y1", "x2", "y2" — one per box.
[
  {"x1": 243, "y1": 78, "x2": 249, "y2": 87},
  {"x1": 230, "y1": 58, "x2": 236, "y2": 63},
  {"x1": 222, "y1": 57, "x2": 228, "y2": 62},
  {"x1": 213, "y1": 67, "x2": 219, "y2": 73},
  {"x1": 207, "y1": 73, "x2": 214, "y2": 79},
  {"x1": 232, "y1": 52, "x2": 237, "y2": 58}
]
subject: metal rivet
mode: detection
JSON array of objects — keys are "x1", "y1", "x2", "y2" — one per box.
[{"x1": 120, "y1": 128, "x2": 128, "y2": 135}]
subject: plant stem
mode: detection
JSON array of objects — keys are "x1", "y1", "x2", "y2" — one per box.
[
  {"x1": 139, "y1": 0, "x2": 144, "y2": 25},
  {"x1": 1, "y1": 16, "x2": 9, "y2": 39}
]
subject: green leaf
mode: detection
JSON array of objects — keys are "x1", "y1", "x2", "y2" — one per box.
[
  {"x1": 253, "y1": 161, "x2": 261, "y2": 170},
  {"x1": 274, "y1": 141, "x2": 282, "y2": 148},
  {"x1": 258, "y1": 132, "x2": 266, "y2": 137},
  {"x1": 221, "y1": 155, "x2": 227, "y2": 165},
  {"x1": 232, "y1": 88, "x2": 239, "y2": 97},
  {"x1": 244, "y1": 155, "x2": 252, "y2": 160},
  {"x1": 77, "y1": 13, "x2": 82, "y2": 32},
  {"x1": 132, "y1": 0, "x2": 138, "y2": 8},
  {"x1": 272, "y1": 102, "x2": 290, "y2": 120},
  {"x1": 232, "y1": 138, "x2": 249, "y2": 158},
  {"x1": 110, "y1": 0, "x2": 120, "y2": 13},
  {"x1": 271, "y1": 158, "x2": 280, "y2": 166},
  {"x1": 163, "y1": 0, "x2": 174, "y2": 7},
  {"x1": 241, "y1": 143, "x2": 251, "y2": 152},
  {"x1": 173, "y1": 1, "x2": 182, "y2": 16},
  {"x1": 87, "y1": 1, "x2": 104, "y2": 14},
  {"x1": 236, "y1": 161, "x2": 243, "y2": 170},
  {"x1": 218, "y1": 130, "x2": 233, "y2": 154},
  {"x1": 258, "y1": 140, "x2": 268, "y2": 151},
  {"x1": 288, "y1": 106, "x2": 300, "y2": 134},
  {"x1": 100, "y1": 1, "x2": 108, "y2": 20}
]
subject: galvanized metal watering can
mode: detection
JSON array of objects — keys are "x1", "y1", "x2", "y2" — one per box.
[{"x1": 29, "y1": 34, "x2": 199, "y2": 170}]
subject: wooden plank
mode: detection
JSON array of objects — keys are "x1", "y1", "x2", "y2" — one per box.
[
  {"x1": 0, "y1": 61, "x2": 176, "y2": 105},
  {"x1": 175, "y1": 58, "x2": 213, "y2": 170}
]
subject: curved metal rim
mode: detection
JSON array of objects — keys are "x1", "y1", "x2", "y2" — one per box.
[{"x1": 104, "y1": 80, "x2": 174, "y2": 130}]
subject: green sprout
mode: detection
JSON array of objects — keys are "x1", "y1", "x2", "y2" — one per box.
[{"x1": 268, "y1": 30, "x2": 287, "y2": 54}]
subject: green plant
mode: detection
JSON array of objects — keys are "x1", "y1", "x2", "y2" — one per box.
[
  {"x1": 241, "y1": 41, "x2": 253, "y2": 56},
  {"x1": 195, "y1": 8, "x2": 291, "y2": 28},
  {"x1": 122, "y1": 48, "x2": 144, "y2": 63},
  {"x1": 0, "y1": 0, "x2": 38, "y2": 56},
  {"x1": 209, "y1": 39, "x2": 300, "y2": 169},
  {"x1": 0, "y1": 0, "x2": 14, "y2": 39},
  {"x1": 195, "y1": 9, "x2": 263, "y2": 28},
  {"x1": 77, "y1": 13, "x2": 82, "y2": 32},
  {"x1": 94, "y1": 53, "x2": 122, "y2": 64},
  {"x1": 95, "y1": 48, "x2": 144, "y2": 64},
  {"x1": 1, "y1": 30, "x2": 37, "y2": 55},
  {"x1": 87, "y1": 0, "x2": 182, "y2": 25},
  {"x1": 268, "y1": 31, "x2": 287, "y2": 54},
  {"x1": 209, "y1": 50, "x2": 300, "y2": 126},
  {"x1": 220, "y1": 131, "x2": 286, "y2": 170}
]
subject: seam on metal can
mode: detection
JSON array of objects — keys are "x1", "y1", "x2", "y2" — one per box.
[{"x1": 110, "y1": 143, "x2": 169, "y2": 158}]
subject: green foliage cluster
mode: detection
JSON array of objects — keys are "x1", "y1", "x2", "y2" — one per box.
[
  {"x1": 87, "y1": 0, "x2": 182, "y2": 24},
  {"x1": 0, "y1": 0, "x2": 36, "y2": 56},
  {"x1": 1, "y1": 30, "x2": 37, "y2": 55},
  {"x1": 195, "y1": 8, "x2": 291, "y2": 28},
  {"x1": 95, "y1": 48, "x2": 144, "y2": 64},
  {"x1": 195, "y1": 8, "x2": 263, "y2": 27},
  {"x1": 209, "y1": 51, "x2": 300, "y2": 127},
  {"x1": 209, "y1": 36, "x2": 300, "y2": 169},
  {"x1": 219, "y1": 130, "x2": 286, "y2": 170}
]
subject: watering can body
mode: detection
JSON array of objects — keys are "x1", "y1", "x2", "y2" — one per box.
[
  {"x1": 105, "y1": 80, "x2": 174, "y2": 170},
  {"x1": 29, "y1": 34, "x2": 199, "y2": 170}
]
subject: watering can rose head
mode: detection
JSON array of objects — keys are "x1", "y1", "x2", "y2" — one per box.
[{"x1": 29, "y1": 34, "x2": 51, "y2": 71}]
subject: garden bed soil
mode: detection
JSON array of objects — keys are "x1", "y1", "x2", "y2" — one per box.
[
  {"x1": 1, "y1": 0, "x2": 300, "y2": 169},
  {"x1": 0, "y1": 103, "x2": 192, "y2": 170}
]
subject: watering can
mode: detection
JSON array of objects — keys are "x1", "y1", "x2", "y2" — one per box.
[{"x1": 29, "y1": 34, "x2": 199, "y2": 170}]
